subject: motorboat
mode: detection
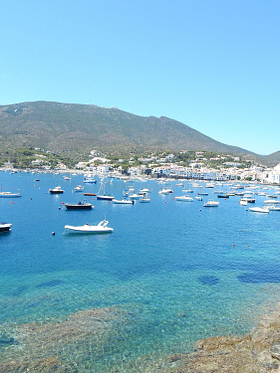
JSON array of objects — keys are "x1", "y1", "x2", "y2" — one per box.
[
  {"x1": 195, "y1": 196, "x2": 203, "y2": 201},
  {"x1": 249, "y1": 206, "x2": 269, "y2": 213},
  {"x1": 182, "y1": 189, "x2": 194, "y2": 193},
  {"x1": 139, "y1": 196, "x2": 151, "y2": 203},
  {"x1": 128, "y1": 193, "x2": 142, "y2": 200},
  {"x1": 73, "y1": 185, "x2": 84, "y2": 192},
  {"x1": 264, "y1": 199, "x2": 280, "y2": 205},
  {"x1": 112, "y1": 198, "x2": 134, "y2": 204},
  {"x1": 64, "y1": 200, "x2": 93, "y2": 210},
  {"x1": 198, "y1": 192, "x2": 208, "y2": 196},
  {"x1": 239, "y1": 199, "x2": 248, "y2": 206},
  {"x1": 64, "y1": 220, "x2": 113, "y2": 234},
  {"x1": 83, "y1": 193, "x2": 96, "y2": 196},
  {"x1": 242, "y1": 195, "x2": 256, "y2": 203},
  {"x1": 158, "y1": 188, "x2": 173, "y2": 195},
  {"x1": 203, "y1": 200, "x2": 219, "y2": 207},
  {"x1": 267, "y1": 205, "x2": 280, "y2": 211},
  {"x1": 217, "y1": 194, "x2": 229, "y2": 198},
  {"x1": 175, "y1": 195, "x2": 193, "y2": 202},
  {"x1": 0, "y1": 223, "x2": 12, "y2": 233},
  {"x1": 49, "y1": 186, "x2": 64, "y2": 194},
  {"x1": 83, "y1": 177, "x2": 97, "y2": 184}
]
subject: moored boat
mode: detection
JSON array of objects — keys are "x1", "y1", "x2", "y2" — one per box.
[
  {"x1": 64, "y1": 220, "x2": 113, "y2": 234},
  {"x1": 203, "y1": 200, "x2": 219, "y2": 207},
  {"x1": 64, "y1": 200, "x2": 93, "y2": 210},
  {"x1": 49, "y1": 186, "x2": 64, "y2": 194},
  {"x1": 249, "y1": 206, "x2": 269, "y2": 213},
  {"x1": 0, "y1": 223, "x2": 12, "y2": 233},
  {"x1": 175, "y1": 195, "x2": 193, "y2": 202}
]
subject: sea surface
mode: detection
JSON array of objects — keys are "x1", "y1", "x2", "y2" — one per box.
[{"x1": 1, "y1": 171, "x2": 280, "y2": 372}]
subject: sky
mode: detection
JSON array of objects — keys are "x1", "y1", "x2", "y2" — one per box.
[{"x1": 1, "y1": 1, "x2": 279, "y2": 155}]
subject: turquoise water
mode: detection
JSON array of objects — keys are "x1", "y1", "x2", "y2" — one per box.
[{"x1": 1, "y1": 172, "x2": 280, "y2": 371}]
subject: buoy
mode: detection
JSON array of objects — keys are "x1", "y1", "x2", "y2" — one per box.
[
  {"x1": 92, "y1": 198, "x2": 94, "y2": 200},
  {"x1": 165, "y1": 201, "x2": 167, "y2": 203},
  {"x1": 233, "y1": 244, "x2": 235, "y2": 247},
  {"x1": 62, "y1": 202, "x2": 64, "y2": 205},
  {"x1": 10, "y1": 201, "x2": 13, "y2": 204},
  {"x1": 30, "y1": 197, "x2": 32, "y2": 200},
  {"x1": 58, "y1": 207, "x2": 61, "y2": 210},
  {"x1": 52, "y1": 232, "x2": 55, "y2": 236},
  {"x1": 108, "y1": 201, "x2": 110, "y2": 204}
]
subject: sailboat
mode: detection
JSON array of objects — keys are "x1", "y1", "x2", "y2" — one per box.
[{"x1": 96, "y1": 180, "x2": 115, "y2": 200}]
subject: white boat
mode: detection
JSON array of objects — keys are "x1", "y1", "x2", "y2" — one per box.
[
  {"x1": 175, "y1": 195, "x2": 193, "y2": 202},
  {"x1": 264, "y1": 199, "x2": 280, "y2": 204},
  {"x1": 239, "y1": 199, "x2": 248, "y2": 206},
  {"x1": 182, "y1": 189, "x2": 194, "y2": 193},
  {"x1": 128, "y1": 193, "x2": 142, "y2": 200},
  {"x1": 0, "y1": 191, "x2": 21, "y2": 198},
  {"x1": 64, "y1": 220, "x2": 113, "y2": 234},
  {"x1": 49, "y1": 186, "x2": 64, "y2": 194},
  {"x1": 267, "y1": 205, "x2": 280, "y2": 211},
  {"x1": 249, "y1": 206, "x2": 269, "y2": 213},
  {"x1": 0, "y1": 223, "x2": 12, "y2": 233},
  {"x1": 139, "y1": 197, "x2": 151, "y2": 203},
  {"x1": 203, "y1": 200, "x2": 219, "y2": 207},
  {"x1": 158, "y1": 188, "x2": 173, "y2": 195},
  {"x1": 97, "y1": 181, "x2": 115, "y2": 200},
  {"x1": 195, "y1": 196, "x2": 203, "y2": 201},
  {"x1": 112, "y1": 198, "x2": 134, "y2": 204},
  {"x1": 73, "y1": 185, "x2": 84, "y2": 192},
  {"x1": 83, "y1": 177, "x2": 97, "y2": 184}
]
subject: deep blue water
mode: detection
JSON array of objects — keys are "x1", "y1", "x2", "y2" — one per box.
[{"x1": 1, "y1": 172, "x2": 280, "y2": 371}]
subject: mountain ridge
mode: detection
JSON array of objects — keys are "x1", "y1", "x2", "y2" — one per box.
[{"x1": 0, "y1": 101, "x2": 277, "y2": 165}]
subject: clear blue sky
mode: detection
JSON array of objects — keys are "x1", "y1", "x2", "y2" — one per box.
[{"x1": 1, "y1": 1, "x2": 279, "y2": 155}]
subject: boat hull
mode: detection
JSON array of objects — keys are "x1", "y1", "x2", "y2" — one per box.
[
  {"x1": 64, "y1": 204, "x2": 93, "y2": 210},
  {"x1": 0, "y1": 223, "x2": 12, "y2": 233}
]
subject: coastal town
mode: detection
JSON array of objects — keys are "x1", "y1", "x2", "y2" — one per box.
[{"x1": 2, "y1": 148, "x2": 280, "y2": 185}]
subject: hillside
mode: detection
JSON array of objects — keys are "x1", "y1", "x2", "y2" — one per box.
[{"x1": 0, "y1": 100, "x2": 267, "y2": 161}]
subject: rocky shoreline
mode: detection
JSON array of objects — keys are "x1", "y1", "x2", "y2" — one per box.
[
  {"x1": 2, "y1": 304, "x2": 280, "y2": 372},
  {"x1": 154, "y1": 302, "x2": 280, "y2": 373}
]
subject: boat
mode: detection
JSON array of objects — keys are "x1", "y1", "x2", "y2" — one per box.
[
  {"x1": 249, "y1": 206, "x2": 269, "y2": 213},
  {"x1": 128, "y1": 193, "x2": 142, "y2": 200},
  {"x1": 158, "y1": 188, "x2": 173, "y2": 195},
  {"x1": 217, "y1": 194, "x2": 229, "y2": 198},
  {"x1": 64, "y1": 220, "x2": 113, "y2": 234},
  {"x1": 97, "y1": 181, "x2": 115, "y2": 200},
  {"x1": 0, "y1": 185, "x2": 21, "y2": 198},
  {"x1": 49, "y1": 186, "x2": 64, "y2": 194},
  {"x1": 239, "y1": 199, "x2": 248, "y2": 206},
  {"x1": 175, "y1": 195, "x2": 193, "y2": 202},
  {"x1": 267, "y1": 204, "x2": 280, "y2": 210},
  {"x1": 83, "y1": 177, "x2": 97, "y2": 184},
  {"x1": 112, "y1": 198, "x2": 134, "y2": 204},
  {"x1": 203, "y1": 200, "x2": 219, "y2": 207},
  {"x1": 0, "y1": 191, "x2": 21, "y2": 198},
  {"x1": 242, "y1": 195, "x2": 256, "y2": 203},
  {"x1": 195, "y1": 196, "x2": 203, "y2": 201},
  {"x1": 83, "y1": 193, "x2": 96, "y2": 196},
  {"x1": 198, "y1": 192, "x2": 208, "y2": 196},
  {"x1": 64, "y1": 200, "x2": 93, "y2": 210},
  {"x1": 139, "y1": 196, "x2": 151, "y2": 203},
  {"x1": 0, "y1": 223, "x2": 12, "y2": 233},
  {"x1": 264, "y1": 199, "x2": 280, "y2": 205},
  {"x1": 182, "y1": 188, "x2": 194, "y2": 193},
  {"x1": 73, "y1": 185, "x2": 84, "y2": 192}
]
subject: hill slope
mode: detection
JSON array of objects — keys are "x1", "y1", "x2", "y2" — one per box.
[{"x1": 0, "y1": 101, "x2": 261, "y2": 159}]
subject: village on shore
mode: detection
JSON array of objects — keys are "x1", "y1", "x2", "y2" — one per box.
[{"x1": 1, "y1": 148, "x2": 280, "y2": 185}]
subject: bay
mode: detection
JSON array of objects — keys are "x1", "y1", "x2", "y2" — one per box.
[{"x1": 0, "y1": 171, "x2": 280, "y2": 372}]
